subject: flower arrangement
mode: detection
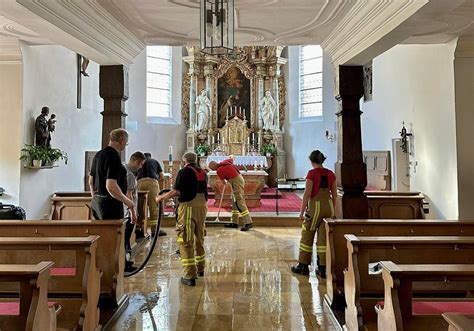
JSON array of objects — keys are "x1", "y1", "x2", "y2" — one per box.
[
  {"x1": 195, "y1": 143, "x2": 211, "y2": 156},
  {"x1": 261, "y1": 144, "x2": 275, "y2": 156}
]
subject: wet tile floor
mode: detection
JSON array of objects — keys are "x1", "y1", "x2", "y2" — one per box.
[{"x1": 111, "y1": 226, "x2": 340, "y2": 330}]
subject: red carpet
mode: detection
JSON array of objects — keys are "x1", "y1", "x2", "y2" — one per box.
[
  {"x1": 377, "y1": 301, "x2": 474, "y2": 315},
  {"x1": 0, "y1": 302, "x2": 57, "y2": 315},
  {"x1": 165, "y1": 191, "x2": 301, "y2": 213},
  {"x1": 50, "y1": 267, "x2": 76, "y2": 276}
]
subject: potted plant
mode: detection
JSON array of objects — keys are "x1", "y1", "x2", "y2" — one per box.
[
  {"x1": 20, "y1": 144, "x2": 47, "y2": 167},
  {"x1": 195, "y1": 143, "x2": 211, "y2": 157},
  {"x1": 261, "y1": 144, "x2": 275, "y2": 157},
  {"x1": 45, "y1": 148, "x2": 68, "y2": 166}
]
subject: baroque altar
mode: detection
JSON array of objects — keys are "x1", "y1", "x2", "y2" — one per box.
[{"x1": 182, "y1": 46, "x2": 288, "y2": 186}]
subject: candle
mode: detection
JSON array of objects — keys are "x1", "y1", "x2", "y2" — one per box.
[
  {"x1": 247, "y1": 137, "x2": 250, "y2": 145},
  {"x1": 252, "y1": 132, "x2": 255, "y2": 141},
  {"x1": 227, "y1": 108, "x2": 229, "y2": 118},
  {"x1": 217, "y1": 132, "x2": 220, "y2": 141},
  {"x1": 239, "y1": 106, "x2": 242, "y2": 115},
  {"x1": 212, "y1": 136, "x2": 214, "y2": 144},
  {"x1": 168, "y1": 145, "x2": 172, "y2": 156}
]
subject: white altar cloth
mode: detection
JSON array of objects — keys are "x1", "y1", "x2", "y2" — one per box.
[
  {"x1": 208, "y1": 170, "x2": 268, "y2": 176},
  {"x1": 206, "y1": 156, "x2": 268, "y2": 168}
]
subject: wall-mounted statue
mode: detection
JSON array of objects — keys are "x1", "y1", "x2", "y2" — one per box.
[
  {"x1": 260, "y1": 90, "x2": 277, "y2": 131},
  {"x1": 195, "y1": 89, "x2": 211, "y2": 131},
  {"x1": 35, "y1": 106, "x2": 50, "y2": 148}
]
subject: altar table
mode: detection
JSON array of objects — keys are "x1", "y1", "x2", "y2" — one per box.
[
  {"x1": 206, "y1": 156, "x2": 268, "y2": 168},
  {"x1": 208, "y1": 170, "x2": 268, "y2": 208}
]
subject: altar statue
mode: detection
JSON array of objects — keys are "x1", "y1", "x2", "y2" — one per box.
[
  {"x1": 195, "y1": 89, "x2": 211, "y2": 131},
  {"x1": 260, "y1": 90, "x2": 277, "y2": 131}
]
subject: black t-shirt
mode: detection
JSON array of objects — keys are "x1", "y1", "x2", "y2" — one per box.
[
  {"x1": 174, "y1": 164, "x2": 208, "y2": 202},
  {"x1": 137, "y1": 158, "x2": 163, "y2": 180},
  {"x1": 90, "y1": 146, "x2": 127, "y2": 197}
]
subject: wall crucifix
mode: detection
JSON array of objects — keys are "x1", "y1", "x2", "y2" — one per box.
[{"x1": 76, "y1": 54, "x2": 90, "y2": 109}]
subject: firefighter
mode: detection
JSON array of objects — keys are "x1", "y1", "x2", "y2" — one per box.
[
  {"x1": 156, "y1": 152, "x2": 208, "y2": 286},
  {"x1": 208, "y1": 156, "x2": 253, "y2": 231},
  {"x1": 291, "y1": 150, "x2": 337, "y2": 278}
]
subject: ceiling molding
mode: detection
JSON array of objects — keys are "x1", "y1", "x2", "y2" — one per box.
[
  {"x1": 321, "y1": 0, "x2": 429, "y2": 66},
  {"x1": 0, "y1": 37, "x2": 22, "y2": 63},
  {"x1": 16, "y1": 0, "x2": 145, "y2": 65}
]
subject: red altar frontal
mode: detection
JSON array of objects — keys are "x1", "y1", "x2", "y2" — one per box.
[{"x1": 208, "y1": 170, "x2": 268, "y2": 207}]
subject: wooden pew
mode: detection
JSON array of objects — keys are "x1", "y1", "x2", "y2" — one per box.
[
  {"x1": 0, "y1": 262, "x2": 61, "y2": 331},
  {"x1": 49, "y1": 191, "x2": 147, "y2": 247},
  {"x1": 376, "y1": 262, "x2": 474, "y2": 331},
  {"x1": 344, "y1": 235, "x2": 474, "y2": 331},
  {"x1": 365, "y1": 191, "x2": 425, "y2": 219},
  {"x1": 0, "y1": 220, "x2": 126, "y2": 309},
  {"x1": 0, "y1": 236, "x2": 101, "y2": 331},
  {"x1": 325, "y1": 219, "x2": 474, "y2": 308},
  {"x1": 443, "y1": 313, "x2": 474, "y2": 331},
  {"x1": 335, "y1": 191, "x2": 426, "y2": 219}
]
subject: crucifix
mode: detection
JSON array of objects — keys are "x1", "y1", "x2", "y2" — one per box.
[{"x1": 76, "y1": 54, "x2": 90, "y2": 109}]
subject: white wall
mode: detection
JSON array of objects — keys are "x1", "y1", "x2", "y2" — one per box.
[
  {"x1": 284, "y1": 46, "x2": 338, "y2": 178},
  {"x1": 126, "y1": 48, "x2": 186, "y2": 164},
  {"x1": 361, "y1": 41, "x2": 458, "y2": 219},
  {"x1": 0, "y1": 61, "x2": 22, "y2": 205},
  {"x1": 20, "y1": 44, "x2": 102, "y2": 219},
  {"x1": 454, "y1": 38, "x2": 474, "y2": 219}
]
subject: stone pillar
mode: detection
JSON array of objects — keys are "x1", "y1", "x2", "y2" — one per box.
[
  {"x1": 335, "y1": 65, "x2": 368, "y2": 218},
  {"x1": 189, "y1": 74, "x2": 197, "y2": 131},
  {"x1": 455, "y1": 37, "x2": 474, "y2": 218},
  {"x1": 99, "y1": 65, "x2": 128, "y2": 155}
]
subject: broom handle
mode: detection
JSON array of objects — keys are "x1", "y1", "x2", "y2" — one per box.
[{"x1": 216, "y1": 182, "x2": 226, "y2": 220}]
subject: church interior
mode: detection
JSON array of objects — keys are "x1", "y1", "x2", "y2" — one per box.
[{"x1": 0, "y1": 0, "x2": 473, "y2": 330}]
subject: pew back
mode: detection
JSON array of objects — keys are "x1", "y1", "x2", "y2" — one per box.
[
  {"x1": 344, "y1": 236, "x2": 474, "y2": 331},
  {"x1": 0, "y1": 261, "x2": 57, "y2": 331},
  {"x1": 0, "y1": 220, "x2": 125, "y2": 306},
  {"x1": 377, "y1": 262, "x2": 474, "y2": 331},
  {"x1": 325, "y1": 219, "x2": 474, "y2": 306}
]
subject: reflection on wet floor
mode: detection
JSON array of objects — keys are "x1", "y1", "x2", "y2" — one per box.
[{"x1": 111, "y1": 227, "x2": 339, "y2": 330}]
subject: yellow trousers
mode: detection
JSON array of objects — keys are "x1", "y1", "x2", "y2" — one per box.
[
  {"x1": 177, "y1": 193, "x2": 207, "y2": 279},
  {"x1": 298, "y1": 189, "x2": 334, "y2": 266},
  {"x1": 137, "y1": 178, "x2": 160, "y2": 226},
  {"x1": 229, "y1": 175, "x2": 252, "y2": 225}
]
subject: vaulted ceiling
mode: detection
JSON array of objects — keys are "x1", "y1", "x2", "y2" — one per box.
[
  {"x1": 96, "y1": 0, "x2": 354, "y2": 46},
  {"x1": 0, "y1": 0, "x2": 472, "y2": 65}
]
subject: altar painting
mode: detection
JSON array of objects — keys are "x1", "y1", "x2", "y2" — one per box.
[{"x1": 217, "y1": 67, "x2": 250, "y2": 128}]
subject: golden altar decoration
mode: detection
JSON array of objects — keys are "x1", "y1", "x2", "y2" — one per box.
[
  {"x1": 219, "y1": 116, "x2": 251, "y2": 155},
  {"x1": 181, "y1": 46, "x2": 288, "y2": 186}
]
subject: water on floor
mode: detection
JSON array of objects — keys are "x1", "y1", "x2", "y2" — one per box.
[{"x1": 111, "y1": 226, "x2": 339, "y2": 330}]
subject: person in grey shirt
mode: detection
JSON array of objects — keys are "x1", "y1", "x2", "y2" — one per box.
[{"x1": 123, "y1": 151, "x2": 146, "y2": 272}]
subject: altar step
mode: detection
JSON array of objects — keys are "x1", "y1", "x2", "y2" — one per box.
[
  {"x1": 207, "y1": 187, "x2": 283, "y2": 199},
  {"x1": 161, "y1": 212, "x2": 300, "y2": 227}
]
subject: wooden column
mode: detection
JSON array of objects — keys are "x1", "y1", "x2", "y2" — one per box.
[
  {"x1": 335, "y1": 65, "x2": 369, "y2": 218},
  {"x1": 99, "y1": 65, "x2": 128, "y2": 149}
]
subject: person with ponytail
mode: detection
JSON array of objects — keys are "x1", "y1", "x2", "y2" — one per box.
[{"x1": 291, "y1": 150, "x2": 337, "y2": 278}]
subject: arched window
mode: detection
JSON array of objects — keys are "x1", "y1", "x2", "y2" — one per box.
[
  {"x1": 299, "y1": 45, "x2": 323, "y2": 118},
  {"x1": 146, "y1": 46, "x2": 172, "y2": 119}
]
